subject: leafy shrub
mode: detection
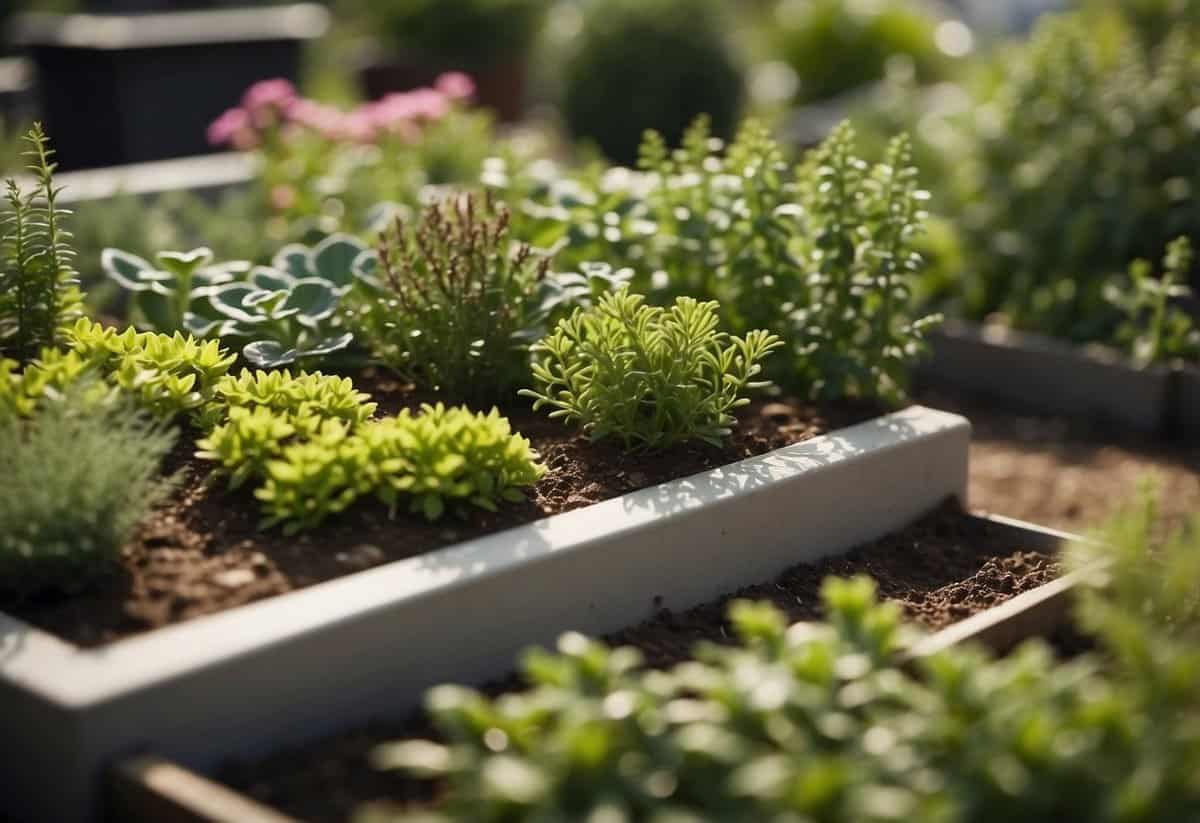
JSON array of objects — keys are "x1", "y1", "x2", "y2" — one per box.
[
  {"x1": 352, "y1": 0, "x2": 551, "y2": 67},
  {"x1": 367, "y1": 491, "x2": 1200, "y2": 822},
  {"x1": 765, "y1": 0, "x2": 951, "y2": 104},
  {"x1": 949, "y1": 13, "x2": 1200, "y2": 342},
  {"x1": 349, "y1": 193, "x2": 558, "y2": 403},
  {"x1": 255, "y1": 404, "x2": 545, "y2": 533},
  {"x1": 101, "y1": 246, "x2": 240, "y2": 335},
  {"x1": 0, "y1": 384, "x2": 176, "y2": 600},
  {"x1": 0, "y1": 123, "x2": 83, "y2": 363},
  {"x1": 522, "y1": 288, "x2": 781, "y2": 450},
  {"x1": 560, "y1": 0, "x2": 744, "y2": 165},
  {"x1": 1104, "y1": 236, "x2": 1199, "y2": 365}
]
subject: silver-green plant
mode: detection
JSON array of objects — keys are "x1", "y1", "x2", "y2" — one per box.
[
  {"x1": 0, "y1": 383, "x2": 177, "y2": 599},
  {"x1": 522, "y1": 287, "x2": 781, "y2": 450}
]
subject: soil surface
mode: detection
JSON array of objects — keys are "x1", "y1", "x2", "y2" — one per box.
[
  {"x1": 1, "y1": 374, "x2": 877, "y2": 647},
  {"x1": 221, "y1": 504, "x2": 1060, "y2": 822},
  {"x1": 916, "y1": 388, "x2": 1200, "y2": 537}
]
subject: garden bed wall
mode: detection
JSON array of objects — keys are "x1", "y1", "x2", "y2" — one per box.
[
  {"x1": 919, "y1": 320, "x2": 1176, "y2": 434},
  {"x1": 0, "y1": 405, "x2": 968, "y2": 822}
]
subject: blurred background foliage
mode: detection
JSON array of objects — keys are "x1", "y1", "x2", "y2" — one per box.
[{"x1": 1, "y1": 0, "x2": 1197, "y2": 355}]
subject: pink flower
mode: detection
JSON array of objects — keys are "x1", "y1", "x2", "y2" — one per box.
[
  {"x1": 435, "y1": 71, "x2": 475, "y2": 102},
  {"x1": 207, "y1": 107, "x2": 257, "y2": 149},
  {"x1": 270, "y1": 184, "x2": 297, "y2": 212},
  {"x1": 286, "y1": 98, "x2": 345, "y2": 139},
  {"x1": 243, "y1": 78, "x2": 298, "y2": 114},
  {"x1": 341, "y1": 108, "x2": 377, "y2": 144},
  {"x1": 406, "y1": 88, "x2": 450, "y2": 122}
]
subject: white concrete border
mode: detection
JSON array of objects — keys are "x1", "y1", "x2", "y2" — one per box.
[{"x1": 0, "y1": 405, "x2": 969, "y2": 822}]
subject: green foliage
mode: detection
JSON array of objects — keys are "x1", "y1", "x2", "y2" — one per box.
[
  {"x1": 1105, "y1": 236, "x2": 1200, "y2": 365},
  {"x1": 522, "y1": 288, "x2": 781, "y2": 451},
  {"x1": 0, "y1": 124, "x2": 83, "y2": 363},
  {"x1": 254, "y1": 403, "x2": 545, "y2": 533},
  {"x1": 0, "y1": 384, "x2": 176, "y2": 600},
  {"x1": 766, "y1": 0, "x2": 951, "y2": 103},
  {"x1": 204, "y1": 235, "x2": 366, "y2": 368},
  {"x1": 351, "y1": 0, "x2": 551, "y2": 65},
  {"x1": 102, "y1": 246, "x2": 241, "y2": 335},
  {"x1": 64, "y1": 318, "x2": 237, "y2": 419},
  {"x1": 366, "y1": 492, "x2": 1200, "y2": 822},
  {"x1": 349, "y1": 193, "x2": 557, "y2": 403},
  {"x1": 950, "y1": 13, "x2": 1200, "y2": 342},
  {"x1": 561, "y1": 0, "x2": 745, "y2": 165}
]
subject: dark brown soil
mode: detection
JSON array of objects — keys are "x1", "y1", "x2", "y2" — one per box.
[
  {"x1": 1, "y1": 374, "x2": 877, "y2": 647},
  {"x1": 221, "y1": 504, "x2": 1060, "y2": 822}
]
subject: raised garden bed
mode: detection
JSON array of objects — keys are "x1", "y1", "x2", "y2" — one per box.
[
  {"x1": 101, "y1": 507, "x2": 1081, "y2": 823},
  {"x1": 920, "y1": 319, "x2": 1175, "y2": 434},
  {"x1": 11, "y1": 4, "x2": 328, "y2": 169},
  {"x1": 0, "y1": 402, "x2": 967, "y2": 822}
]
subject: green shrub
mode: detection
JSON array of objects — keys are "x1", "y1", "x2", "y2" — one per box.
[
  {"x1": 349, "y1": 193, "x2": 558, "y2": 403},
  {"x1": 766, "y1": 0, "x2": 950, "y2": 103},
  {"x1": 350, "y1": 0, "x2": 551, "y2": 67},
  {"x1": 255, "y1": 403, "x2": 545, "y2": 533},
  {"x1": 0, "y1": 385, "x2": 177, "y2": 600},
  {"x1": 522, "y1": 288, "x2": 781, "y2": 451},
  {"x1": 950, "y1": 13, "x2": 1200, "y2": 342},
  {"x1": 1104, "y1": 236, "x2": 1199, "y2": 365},
  {"x1": 561, "y1": 0, "x2": 744, "y2": 165},
  {"x1": 366, "y1": 491, "x2": 1200, "y2": 822},
  {"x1": 101, "y1": 246, "x2": 239, "y2": 336},
  {"x1": 0, "y1": 124, "x2": 83, "y2": 363}
]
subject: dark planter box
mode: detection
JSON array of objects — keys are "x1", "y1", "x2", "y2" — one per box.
[
  {"x1": 359, "y1": 53, "x2": 527, "y2": 122},
  {"x1": 12, "y1": 4, "x2": 328, "y2": 171},
  {"x1": 1172, "y1": 366, "x2": 1200, "y2": 440},
  {"x1": 920, "y1": 320, "x2": 1173, "y2": 434}
]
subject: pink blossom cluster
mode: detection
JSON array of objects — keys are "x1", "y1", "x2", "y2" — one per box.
[{"x1": 207, "y1": 72, "x2": 475, "y2": 150}]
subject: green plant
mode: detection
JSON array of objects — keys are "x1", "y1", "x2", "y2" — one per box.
[
  {"x1": 101, "y1": 246, "x2": 241, "y2": 335},
  {"x1": 0, "y1": 123, "x2": 83, "y2": 363},
  {"x1": 949, "y1": 13, "x2": 1200, "y2": 342},
  {"x1": 628, "y1": 117, "x2": 939, "y2": 403},
  {"x1": 255, "y1": 403, "x2": 545, "y2": 533},
  {"x1": 349, "y1": 193, "x2": 558, "y2": 402},
  {"x1": 0, "y1": 383, "x2": 177, "y2": 600},
  {"x1": 560, "y1": 0, "x2": 745, "y2": 165},
  {"x1": 351, "y1": 0, "x2": 551, "y2": 66},
  {"x1": 206, "y1": 241, "x2": 366, "y2": 368},
  {"x1": 522, "y1": 288, "x2": 781, "y2": 450},
  {"x1": 1105, "y1": 236, "x2": 1200, "y2": 365},
  {"x1": 366, "y1": 491, "x2": 1200, "y2": 822},
  {"x1": 766, "y1": 0, "x2": 951, "y2": 104}
]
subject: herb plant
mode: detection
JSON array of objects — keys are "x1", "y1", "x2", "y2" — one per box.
[
  {"x1": 522, "y1": 288, "x2": 781, "y2": 450},
  {"x1": 368, "y1": 490, "x2": 1200, "y2": 822},
  {"x1": 254, "y1": 404, "x2": 545, "y2": 533},
  {"x1": 0, "y1": 124, "x2": 83, "y2": 363},
  {"x1": 949, "y1": 13, "x2": 1200, "y2": 342},
  {"x1": 349, "y1": 193, "x2": 555, "y2": 402},
  {"x1": 1105, "y1": 236, "x2": 1200, "y2": 365},
  {"x1": 101, "y1": 246, "x2": 241, "y2": 336},
  {"x1": 0, "y1": 383, "x2": 177, "y2": 600}
]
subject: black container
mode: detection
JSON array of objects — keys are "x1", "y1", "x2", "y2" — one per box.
[{"x1": 13, "y1": 4, "x2": 328, "y2": 170}]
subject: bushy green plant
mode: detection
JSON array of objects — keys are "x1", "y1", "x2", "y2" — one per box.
[
  {"x1": 366, "y1": 491, "x2": 1200, "y2": 822},
  {"x1": 101, "y1": 246, "x2": 241, "y2": 335},
  {"x1": 0, "y1": 123, "x2": 83, "y2": 363},
  {"x1": 765, "y1": 0, "x2": 951, "y2": 104},
  {"x1": 352, "y1": 0, "x2": 550, "y2": 67},
  {"x1": 0, "y1": 384, "x2": 177, "y2": 600},
  {"x1": 255, "y1": 403, "x2": 545, "y2": 533},
  {"x1": 560, "y1": 0, "x2": 744, "y2": 165},
  {"x1": 1105, "y1": 236, "x2": 1200, "y2": 365},
  {"x1": 522, "y1": 288, "x2": 781, "y2": 451},
  {"x1": 950, "y1": 13, "x2": 1200, "y2": 342},
  {"x1": 349, "y1": 193, "x2": 558, "y2": 402}
]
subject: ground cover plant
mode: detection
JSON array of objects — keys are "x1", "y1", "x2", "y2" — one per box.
[{"x1": 365, "y1": 487, "x2": 1200, "y2": 821}]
